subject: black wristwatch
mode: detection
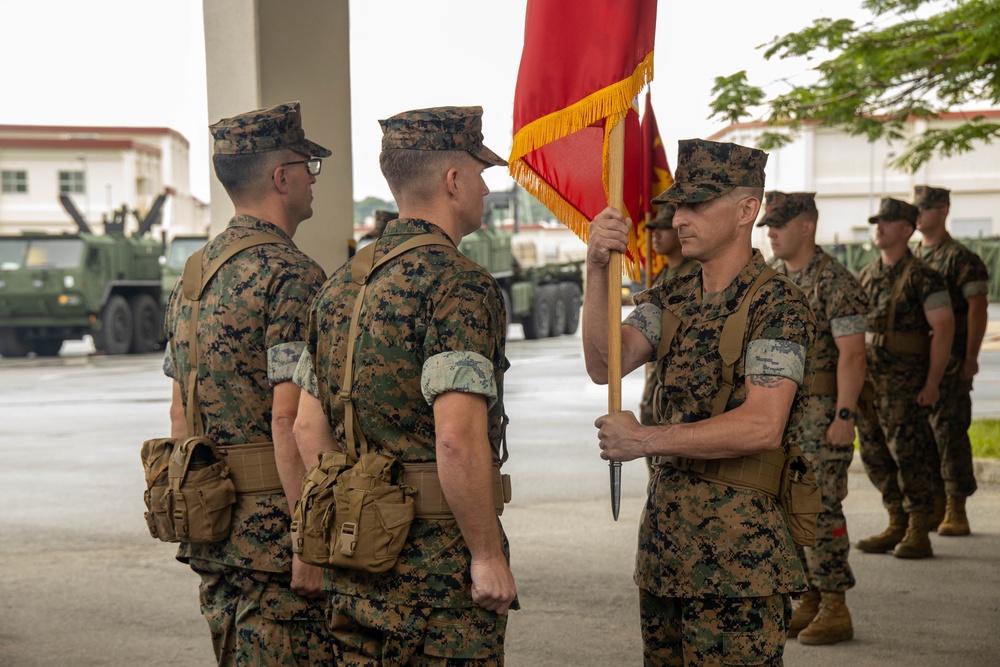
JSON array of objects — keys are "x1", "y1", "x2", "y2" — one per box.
[{"x1": 837, "y1": 408, "x2": 856, "y2": 420}]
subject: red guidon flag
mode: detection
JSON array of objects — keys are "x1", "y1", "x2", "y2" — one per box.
[
  {"x1": 509, "y1": 0, "x2": 657, "y2": 279},
  {"x1": 637, "y1": 90, "x2": 673, "y2": 278}
]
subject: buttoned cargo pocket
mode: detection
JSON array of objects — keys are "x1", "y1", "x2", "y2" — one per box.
[
  {"x1": 423, "y1": 607, "x2": 504, "y2": 660},
  {"x1": 260, "y1": 581, "x2": 330, "y2": 623},
  {"x1": 722, "y1": 627, "x2": 783, "y2": 665}
]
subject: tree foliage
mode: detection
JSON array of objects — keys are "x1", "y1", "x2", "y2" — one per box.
[{"x1": 710, "y1": 0, "x2": 1000, "y2": 171}]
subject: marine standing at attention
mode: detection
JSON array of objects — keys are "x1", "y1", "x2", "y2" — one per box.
[
  {"x1": 760, "y1": 191, "x2": 868, "y2": 645},
  {"x1": 854, "y1": 198, "x2": 954, "y2": 560},
  {"x1": 583, "y1": 139, "x2": 816, "y2": 666},
  {"x1": 292, "y1": 105, "x2": 516, "y2": 666},
  {"x1": 163, "y1": 102, "x2": 335, "y2": 665},
  {"x1": 913, "y1": 185, "x2": 988, "y2": 536}
]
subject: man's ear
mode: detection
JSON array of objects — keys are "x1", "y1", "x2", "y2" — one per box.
[
  {"x1": 736, "y1": 195, "x2": 761, "y2": 228},
  {"x1": 444, "y1": 166, "x2": 460, "y2": 200},
  {"x1": 271, "y1": 164, "x2": 290, "y2": 194}
]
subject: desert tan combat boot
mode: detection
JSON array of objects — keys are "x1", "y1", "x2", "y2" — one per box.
[
  {"x1": 928, "y1": 492, "x2": 947, "y2": 531},
  {"x1": 893, "y1": 512, "x2": 933, "y2": 559},
  {"x1": 787, "y1": 588, "x2": 820, "y2": 638},
  {"x1": 855, "y1": 510, "x2": 907, "y2": 553},
  {"x1": 797, "y1": 591, "x2": 854, "y2": 645},
  {"x1": 937, "y1": 495, "x2": 971, "y2": 536}
]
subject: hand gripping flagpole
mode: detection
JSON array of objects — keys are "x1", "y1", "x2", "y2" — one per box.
[{"x1": 607, "y1": 117, "x2": 625, "y2": 521}]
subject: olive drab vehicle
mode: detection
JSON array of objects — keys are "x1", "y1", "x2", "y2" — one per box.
[
  {"x1": 160, "y1": 234, "x2": 209, "y2": 308},
  {"x1": 0, "y1": 194, "x2": 167, "y2": 357},
  {"x1": 457, "y1": 187, "x2": 584, "y2": 339}
]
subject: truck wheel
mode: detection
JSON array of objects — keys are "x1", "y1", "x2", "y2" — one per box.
[
  {"x1": 130, "y1": 294, "x2": 162, "y2": 353},
  {"x1": 94, "y1": 294, "x2": 133, "y2": 355},
  {"x1": 560, "y1": 283, "x2": 583, "y2": 335},
  {"x1": 550, "y1": 285, "x2": 568, "y2": 337},
  {"x1": 32, "y1": 338, "x2": 64, "y2": 357},
  {"x1": 0, "y1": 328, "x2": 30, "y2": 358},
  {"x1": 522, "y1": 285, "x2": 554, "y2": 339}
]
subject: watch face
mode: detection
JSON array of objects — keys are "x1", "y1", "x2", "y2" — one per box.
[{"x1": 838, "y1": 408, "x2": 852, "y2": 420}]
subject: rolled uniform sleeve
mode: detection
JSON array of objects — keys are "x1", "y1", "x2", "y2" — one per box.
[
  {"x1": 163, "y1": 347, "x2": 177, "y2": 380},
  {"x1": 421, "y1": 350, "x2": 498, "y2": 408},
  {"x1": 923, "y1": 290, "x2": 951, "y2": 312},
  {"x1": 267, "y1": 341, "x2": 306, "y2": 385},
  {"x1": 745, "y1": 339, "x2": 807, "y2": 385},
  {"x1": 830, "y1": 314, "x2": 867, "y2": 338},
  {"x1": 623, "y1": 302, "x2": 662, "y2": 358},
  {"x1": 963, "y1": 280, "x2": 989, "y2": 298},
  {"x1": 291, "y1": 347, "x2": 318, "y2": 397}
]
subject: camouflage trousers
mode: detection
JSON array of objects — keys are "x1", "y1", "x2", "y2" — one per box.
[
  {"x1": 639, "y1": 588, "x2": 790, "y2": 667},
  {"x1": 329, "y1": 594, "x2": 506, "y2": 666},
  {"x1": 856, "y1": 391, "x2": 935, "y2": 514},
  {"x1": 927, "y1": 374, "x2": 978, "y2": 498},
  {"x1": 190, "y1": 559, "x2": 335, "y2": 666},
  {"x1": 796, "y1": 455, "x2": 855, "y2": 592}
]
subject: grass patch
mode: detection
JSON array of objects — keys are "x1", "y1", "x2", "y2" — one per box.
[{"x1": 970, "y1": 419, "x2": 1000, "y2": 459}]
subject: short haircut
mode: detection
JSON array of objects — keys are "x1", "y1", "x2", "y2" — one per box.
[
  {"x1": 212, "y1": 151, "x2": 289, "y2": 201},
  {"x1": 801, "y1": 208, "x2": 819, "y2": 225},
  {"x1": 380, "y1": 148, "x2": 470, "y2": 201},
  {"x1": 728, "y1": 186, "x2": 765, "y2": 204}
]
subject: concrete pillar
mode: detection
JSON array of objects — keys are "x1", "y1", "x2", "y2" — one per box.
[{"x1": 202, "y1": 0, "x2": 353, "y2": 274}]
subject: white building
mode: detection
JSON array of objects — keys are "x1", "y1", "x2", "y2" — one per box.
[
  {"x1": 0, "y1": 124, "x2": 209, "y2": 238},
  {"x1": 709, "y1": 110, "x2": 1000, "y2": 249}
]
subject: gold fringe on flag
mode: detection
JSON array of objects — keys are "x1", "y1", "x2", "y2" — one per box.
[{"x1": 509, "y1": 51, "x2": 654, "y2": 281}]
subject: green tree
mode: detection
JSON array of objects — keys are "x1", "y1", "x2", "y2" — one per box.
[
  {"x1": 354, "y1": 196, "x2": 396, "y2": 226},
  {"x1": 710, "y1": 0, "x2": 1000, "y2": 171}
]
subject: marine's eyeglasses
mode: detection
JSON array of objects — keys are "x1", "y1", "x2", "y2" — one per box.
[{"x1": 277, "y1": 158, "x2": 322, "y2": 176}]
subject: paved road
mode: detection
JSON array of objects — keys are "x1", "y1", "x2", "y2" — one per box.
[{"x1": 1, "y1": 328, "x2": 998, "y2": 665}]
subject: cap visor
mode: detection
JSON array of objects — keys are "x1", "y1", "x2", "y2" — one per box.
[
  {"x1": 293, "y1": 138, "x2": 332, "y2": 158},
  {"x1": 653, "y1": 182, "x2": 733, "y2": 205},
  {"x1": 472, "y1": 145, "x2": 507, "y2": 167}
]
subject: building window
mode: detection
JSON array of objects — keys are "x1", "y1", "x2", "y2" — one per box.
[
  {"x1": 59, "y1": 170, "x2": 86, "y2": 194},
  {"x1": 136, "y1": 177, "x2": 150, "y2": 196},
  {"x1": 2, "y1": 170, "x2": 28, "y2": 193}
]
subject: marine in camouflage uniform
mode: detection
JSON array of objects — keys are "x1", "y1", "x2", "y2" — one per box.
[
  {"x1": 855, "y1": 198, "x2": 954, "y2": 560},
  {"x1": 913, "y1": 185, "x2": 989, "y2": 536},
  {"x1": 584, "y1": 139, "x2": 816, "y2": 667},
  {"x1": 163, "y1": 101, "x2": 335, "y2": 665},
  {"x1": 292, "y1": 106, "x2": 516, "y2": 666},
  {"x1": 638, "y1": 204, "x2": 699, "y2": 428},
  {"x1": 760, "y1": 191, "x2": 869, "y2": 645}
]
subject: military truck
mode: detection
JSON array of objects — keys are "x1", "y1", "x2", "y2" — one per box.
[
  {"x1": 160, "y1": 234, "x2": 208, "y2": 307},
  {"x1": 458, "y1": 187, "x2": 584, "y2": 339},
  {"x1": 0, "y1": 194, "x2": 167, "y2": 357}
]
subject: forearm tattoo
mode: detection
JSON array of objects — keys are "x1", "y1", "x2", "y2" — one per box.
[{"x1": 747, "y1": 374, "x2": 784, "y2": 389}]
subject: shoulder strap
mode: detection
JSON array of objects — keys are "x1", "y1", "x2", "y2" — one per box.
[
  {"x1": 340, "y1": 234, "x2": 452, "y2": 461},
  {"x1": 711, "y1": 265, "x2": 778, "y2": 417},
  {"x1": 180, "y1": 231, "x2": 287, "y2": 437},
  {"x1": 804, "y1": 253, "x2": 833, "y2": 300},
  {"x1": 886, "y1": 254, "x2": 915, "y2": 338}
]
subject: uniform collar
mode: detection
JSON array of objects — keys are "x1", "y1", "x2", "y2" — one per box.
[
  {"x1": 228, "y1": 214, "x2": 294, "y2": 245},
  {"x1": 698, "y1": 249, "x2": 769, "y2": 319},
  {"x1": 382, "y1": 217, "x2": 456, "y2": 246}
]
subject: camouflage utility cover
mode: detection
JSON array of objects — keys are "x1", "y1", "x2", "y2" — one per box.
[
  {"x1": 646, "y1": 204, "x2": 676, "y2": 230},
  {"x1": 913, "y1": 185, "x2": 950, "y2": 209},
  {"x1": 210, "y1": 100, "x2": 332, "y2": 157},
  {"x1": 868, "y1": 197, "x2": 918, "y2": 225},
  {"x1": 858, "y1": 251, "x2": 950, "y2": 394},
  {"x1": 626, "y1": 251, "x2": 815, "y2": 598},
  {"x1": 379, "y1": 105, "x2": 507, "y2": 167},
  {"x1": 653, "y1": 139, "x2": 767, "y2": 205},
  {"x1": 915, "y1": 237, "x2": 989, "y2": 370},
  {"x1": 773, "y1": 247, "x2": 868, "y2": 454},
  {"x1": 757, "y1": 191, "x2": 817, "y2": 228},
  {"x1": 300, "y1": 217, "x2": 511, "y2": 608},
  {"x1": 164, "y1": 215, "x2": 326, "y2": 572}
]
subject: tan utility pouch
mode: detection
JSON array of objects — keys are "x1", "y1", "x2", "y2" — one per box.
[
  {"x1": 292, "y1": 450, "x2": 352, "y2": 567},
  {"x1": 329, "y1": 453, "x2": 415, "y2": 573},
  {"x1": 164, "y1": 437, "x2": 237, "y2": 544},
  {"x1": 781, "y1": 442, "x2": 823, "y2": 548},
  {"x1": 142, "y1": 437, "x2": 178, "y2": 542}
]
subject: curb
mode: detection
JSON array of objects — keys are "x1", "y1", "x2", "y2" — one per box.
[{"x1": 849, "y1": 456, "x2": 1000, "y2": 486}]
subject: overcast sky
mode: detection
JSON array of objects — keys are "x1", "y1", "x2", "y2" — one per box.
[{"x1": 0, "y1": 0, "x2": 878, "y2": 204}]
